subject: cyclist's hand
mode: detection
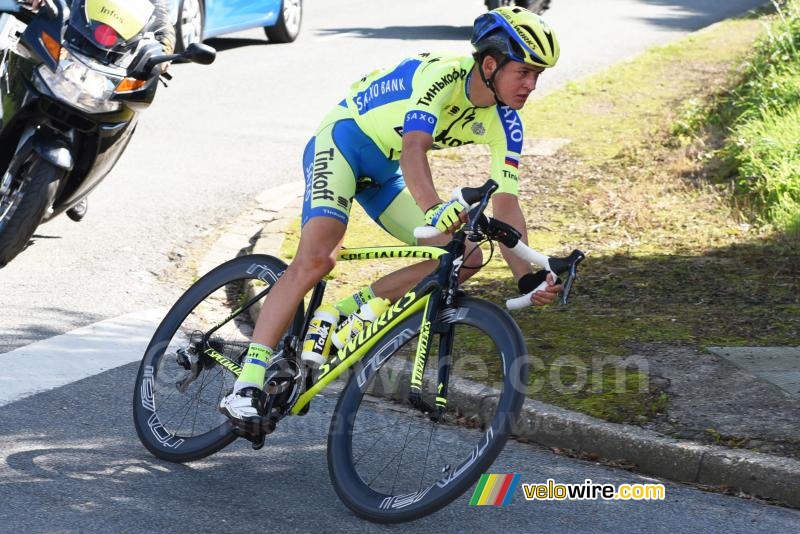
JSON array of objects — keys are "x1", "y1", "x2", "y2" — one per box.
[
  {"x1": 26, "y1": 0, "x2": 45, "y2": 9},
  {"x1": 531, "y1": 273, "x2": 562, "y2": 306},
  {"x1": 425, "y1": 199, "x2": 466, "y2": 234},
  {"x1": 519, "y1": 270, "x2": 563, "y2": 307}
]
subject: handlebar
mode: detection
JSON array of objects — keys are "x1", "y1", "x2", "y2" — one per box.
[{"x1": 413, "y1": 179, "x2": 585, "y2": 310}]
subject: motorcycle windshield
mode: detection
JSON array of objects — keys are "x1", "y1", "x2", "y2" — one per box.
[{"x1": 69, "y1": 0, "x2": 154, "y2": 50}]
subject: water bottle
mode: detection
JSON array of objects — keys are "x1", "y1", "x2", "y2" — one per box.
[
  {"x1": 300, "y1": 304, "x2": 340, "y2": 367},
  {"x1": 332, "y1": 297, "x2": 390, "y2": 350}
]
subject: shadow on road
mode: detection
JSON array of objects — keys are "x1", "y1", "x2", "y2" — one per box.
[
  {"x1": 315, "y1": 25, "x2": 472, "y2": 41},
  {"x1": 2, "y1": 307, "x2": 105, "y2": 352},
  {"x1": 0, "y1": 363, "x2": 351, "y2": 530},
  {"x1": 204, "y1": 37, "x2": 270, "y2": 52},
  {"x1": 635, "y1": 0, "x2": 766, "y2": 31}
]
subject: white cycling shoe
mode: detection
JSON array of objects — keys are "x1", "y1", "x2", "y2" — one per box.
[{"x1": 219, "y1": 387, "x2": 262, "y2": 421}]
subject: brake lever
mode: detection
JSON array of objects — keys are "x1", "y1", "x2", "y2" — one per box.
[
  {"x1": 559, "y1": 250, "x2": 585, "y2": 305},
  {"x1": 561, "y1": 265, "x2": 577, "y2": 305}
]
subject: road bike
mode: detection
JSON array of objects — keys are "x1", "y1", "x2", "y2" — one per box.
[{"x1": 133, "y1": 179, "x2": 584, "y2": 522}]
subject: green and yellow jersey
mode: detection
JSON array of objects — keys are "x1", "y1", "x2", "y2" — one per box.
[{"x1": 343, "y1": 52, "x2": 523, "y2": 196}]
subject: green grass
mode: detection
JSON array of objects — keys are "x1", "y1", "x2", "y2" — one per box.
[
  {"x1": 522, "y1": 18, "x2": 765, "y2": 163},
  {"x1": 693, "y1": 0, "x2": 800, "y2": 232}
]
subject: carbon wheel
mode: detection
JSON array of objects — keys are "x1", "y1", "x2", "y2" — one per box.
[
  {"x1": 327, "y1": 298, "x2": 528, "y2": 523},
  {"x1": 132, "y1": 254, "x2": 303, "y2": 462}
]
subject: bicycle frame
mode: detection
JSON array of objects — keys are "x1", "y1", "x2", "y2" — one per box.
[
  {"x1": 201, "y1": 242, "x2": 463, "y2": 416},
  {"x1": 292, "y1": 244, "x2": 456, "y2": 414}
]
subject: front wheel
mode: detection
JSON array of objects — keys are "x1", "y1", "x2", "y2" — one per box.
[
  {"x1": 264, "y1": 0, "x2": 302, "y2": 43},
  {"x1": 327, "y1": 298, "x2": 528, "y2": 523},
  {"x1": 0, "y1": 157, "x2": 62, "y2": 267},
  {"x1": 132, "y1": 254, "x2": 304, "y2": 463}
]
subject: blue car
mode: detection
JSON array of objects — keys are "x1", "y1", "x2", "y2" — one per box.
[{"x1": 168, "y1": 0, "x2": 302, "y2": 51}]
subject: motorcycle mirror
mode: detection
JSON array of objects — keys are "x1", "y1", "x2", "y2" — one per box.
[
  {"x1": 0, "y1": 0, "x2": 20, "y2": 14},
  {"x1": 182, "y1": 43, "x2": 216, "y2": 65}
]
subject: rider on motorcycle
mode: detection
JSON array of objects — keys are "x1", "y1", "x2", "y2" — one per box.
[{"x1": 24, "y1": 0, "x2": 175, "y2": 56}]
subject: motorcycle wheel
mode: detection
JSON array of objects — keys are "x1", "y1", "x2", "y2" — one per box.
[{"x1": 0, "y1": 157, "x2": 62, "y2": 267}]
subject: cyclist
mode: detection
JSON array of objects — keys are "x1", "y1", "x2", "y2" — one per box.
[{"x1": 222, "y1": 7, "x2": 563, "y2": 422}]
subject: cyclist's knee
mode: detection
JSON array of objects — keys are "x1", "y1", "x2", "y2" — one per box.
[
  {"x1": 290, "y1": 251, "x2": 336, "y2": 281},
  {"x1": 288, "y1": 217, "x2": 346, "y2": 281}
]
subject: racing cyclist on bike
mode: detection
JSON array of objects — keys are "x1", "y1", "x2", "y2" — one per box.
[{"x1": 221, "y1": 7, "x2": 563, "y2": 422}]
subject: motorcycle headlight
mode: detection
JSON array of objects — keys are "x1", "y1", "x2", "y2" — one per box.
[{"x1": 36, "y1": 49, "x2": 121, "y2": 113}]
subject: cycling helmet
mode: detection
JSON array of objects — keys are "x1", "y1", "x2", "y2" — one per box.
[{"x1": 472, "y1": 7, "x2": 560, "y2": 68}]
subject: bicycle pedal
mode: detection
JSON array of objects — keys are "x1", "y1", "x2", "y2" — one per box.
[
  {"x1": 231, "y1": 415, "x2": 276, "y2": 443},
  {"x1": 251, "y1": 434, "x2": 266, "y2": 450}
]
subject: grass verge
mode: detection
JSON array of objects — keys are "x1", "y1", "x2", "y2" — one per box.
[{"x1": 682, "y1": 0, "x2": 800, "y2": 233}]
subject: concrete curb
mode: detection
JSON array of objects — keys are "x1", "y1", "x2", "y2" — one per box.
[
  {"x1": 513, "y1": 398, "x2": 800, "y2": 507},
  {"x1": 197, "y1": 183, "x2": 800, "y2": 509}
]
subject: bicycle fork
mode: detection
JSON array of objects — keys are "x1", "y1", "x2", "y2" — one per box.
[{"x1": 408, "y1": 289, "x2": 455, "y2": 421}]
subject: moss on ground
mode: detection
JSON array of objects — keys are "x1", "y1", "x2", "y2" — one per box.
[{"x1": 278, "y1": 10, "x2": 799, "y2": 424}]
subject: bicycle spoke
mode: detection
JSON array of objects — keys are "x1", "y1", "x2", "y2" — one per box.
[
  {"x1": 420, "y1": 419, "x2": 436, "y2": 492},
  {"x1": 364, "y1": 424, "x2": 427, "y2": 487},
  {"x1": 391, "y1": 421, "x2": 416, "y2": 495}
]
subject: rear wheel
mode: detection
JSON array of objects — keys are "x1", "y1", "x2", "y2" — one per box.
[
  {"x1": 264, "y1": 0, "x2": 302, "y2": 43},
  {"x1": 132, "y1": 254, "x2": 304, "y2": 463},
  {"x1": 327, "y1": 298, "x2": 528, "y2": 523},
  {"x1": 0, "y1": 157, "x2": 62, "y2": 267}
]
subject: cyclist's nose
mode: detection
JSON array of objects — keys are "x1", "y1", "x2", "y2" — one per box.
[{"x1": 526, "y1": 72, "x2": 539, "y2": 92}]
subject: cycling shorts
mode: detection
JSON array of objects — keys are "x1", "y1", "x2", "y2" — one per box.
[{"x1": 301, "y1": 102, "x2": 425, "y2": 245}]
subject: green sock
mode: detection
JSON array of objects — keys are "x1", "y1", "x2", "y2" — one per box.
[
  {"x1": 335, "y1": 285, "x2": 376, "y2": 316},
  {"x1": 235, "y1": 343, "x2": 273, "y2": 392}
]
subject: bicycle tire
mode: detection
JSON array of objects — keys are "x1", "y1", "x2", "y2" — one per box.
[
  {"x1": 327, "y1": 297, "x2": 528, "y2": 523},
  {"x1": 133, "y1": 254, "x2": 303, "y2": 463},
  {"x1": 0, "y1": 157, "x2": 62, "y2": 266}
]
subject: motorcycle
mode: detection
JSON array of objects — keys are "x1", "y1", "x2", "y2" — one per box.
[{"x1": 0, "y1": 0, "x2": 215, "y2": 266}]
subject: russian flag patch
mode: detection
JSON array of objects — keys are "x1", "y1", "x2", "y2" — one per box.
[{"x1": 505, "y1": 156, "x2": 519, "y2": 168}]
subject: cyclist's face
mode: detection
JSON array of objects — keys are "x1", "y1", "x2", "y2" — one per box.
[{"x1": 495, "y1": 62, "x2": 544, "y2": 109}]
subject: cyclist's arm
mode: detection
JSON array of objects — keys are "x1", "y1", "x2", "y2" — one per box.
[
  {"x1": 491, "y1": 192, "x2": 531, "y2": 280},
  {"x1": 400, "y1": 131, "x2": 439, "y2": 212},
  {"x1": 401, "y1": 57, "x2": 464, "y2": 214},
  {"x1": 492, "y1": 193, "x2": 562, "y2": 305}
]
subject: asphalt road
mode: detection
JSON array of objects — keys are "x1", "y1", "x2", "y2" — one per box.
[
  {"x1": 4, "y1": 0, "x2": 796, "y2": 531},
  {"x1": 2, "y1": 364, "x2": 799, "y2": 533}
]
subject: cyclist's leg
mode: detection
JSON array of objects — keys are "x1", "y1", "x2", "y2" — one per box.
[
  {"x1": 224, "y1": 107, "x2": 357, "y2": 417},
  {"x1": 251, "y1": 217, "x2": 346, "y2": 348},
  {"x1": 358, "y1": 178, "x2": 483, "y2": 303}
]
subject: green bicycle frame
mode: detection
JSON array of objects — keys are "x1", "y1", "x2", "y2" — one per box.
[
  {"x1": 202, "y1": 244, "x2": 454, "y2": 415},
  {"x1": 290, "y1": 244, "x2": 449, "y2": 414}
]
